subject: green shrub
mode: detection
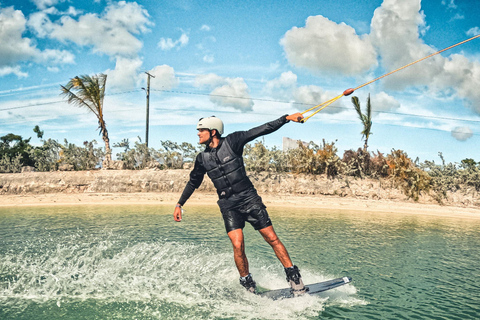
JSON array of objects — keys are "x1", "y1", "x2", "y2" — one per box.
[
  {"x1": 0, "y1": 154, "x2": 23, "y2": 173},
  {"x1": 29, "y1": 138, "x2": 62, "y2": 172}
]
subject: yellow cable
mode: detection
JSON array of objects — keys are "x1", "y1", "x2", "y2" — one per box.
[{"x1": 300, "y1": 33, "x2": 480, "y2": 122}]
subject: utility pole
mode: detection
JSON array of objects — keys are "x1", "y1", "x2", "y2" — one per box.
[{"x1": 144, "y1": 72, "x2": 155, "y2": 147}]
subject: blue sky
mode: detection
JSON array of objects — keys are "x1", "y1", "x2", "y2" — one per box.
[{"x1": 1, "y1": 0, "x2": 479, "y2": 163}]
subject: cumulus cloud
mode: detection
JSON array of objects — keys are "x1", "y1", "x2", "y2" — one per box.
[
  {"x1": 38, "y1": 48, "x2": 75, "y2": 65},
  {"x1": 263, "y1": 71, "x2": 298, "y2": 100},
  {"x1": 0, "y1": 66, "x2": 28, "y2": 78},
  {"x1": 0, "y1": 6, "x2": 75, "y2": 77},
  {"x1": 195, "y1": 74, "x2": 254, "y2": 112},
  {"x1": 158, "y1": 33, "x2": 189, "y2": 51},
  {"x1": 0, "y1": 7, "x2": 37, "y2": 67},
  {"x1": 370, "y1": 0, "x2": 441, "y2": 88},
  {"x1": 293, "y1": 85, "x2": 344, "y2": 114},
  {"x1": 210, "y1": 79, "x2": 254, "y2": 112},
  {"x1": 370, "y1": 92, "x2": 401, "y2": 111},
  {"x1": 105, "y1": 57, "x2": 143, "y2": 91},
  {"x1": 370, "y1": 0, "x2": 480, "y2": 114},
  {"x1": 149, "y1": 65, "x2": 179, "y2": 90},
  {"x1": 29, "y1": 1, "x2": 152, "y2": 58},
  {"x1": 281, "y1": 15, "x2": 377, "y2": 76},
  {"x1": 31, "y1": 0, "x2": 66, "y2": 10},
  {"x1": 264, "y1": 71, "x2": 348, "y2": 114},
  {"x1": 451, "y1": 126, "x2": 473, "y2": 141}
]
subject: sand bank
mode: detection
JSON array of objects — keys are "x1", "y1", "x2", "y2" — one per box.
[{"x1": 1, "y1": 192, "x2": 479, "y2": 220}]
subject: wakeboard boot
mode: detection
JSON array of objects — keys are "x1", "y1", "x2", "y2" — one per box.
[
  {"x1": 239, "y1": 273, "x2": 256, "y2": 293},
  {"x1": 285, "y1": 265, "x2": 307, "y2": 295}
]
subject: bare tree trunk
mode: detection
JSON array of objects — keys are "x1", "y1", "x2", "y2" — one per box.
[{"x1": 102, "y1": 128, "x2": 112, "y2": 168}]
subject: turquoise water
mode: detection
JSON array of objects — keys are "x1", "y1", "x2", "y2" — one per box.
[{"x1": 1, "y1": 204, "x2": 479, "y2": 319}]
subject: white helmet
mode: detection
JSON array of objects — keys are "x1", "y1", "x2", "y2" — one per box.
[{"x1": 197, "y1": 116, "x2": 224, "y2": 135}]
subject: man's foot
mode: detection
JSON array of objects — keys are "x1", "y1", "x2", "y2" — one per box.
[
  {"x1": 285, "y1": 265, "x2": 307, "y2": 295},
  {"x1": 239, "y1": 274, "x2": 256, "y2": 293}
]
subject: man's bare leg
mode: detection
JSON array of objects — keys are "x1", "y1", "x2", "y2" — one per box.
[
  {"x1": 259, "y1": 225, "x2": 306, "y2": 293},
  {"x1": 258, "y1": 225, "x2": 293, "y2": 268},
  {"x1": 228, "y1": 228, "x2": 256, "y2": 292},
  {"x1": 227, "y1": 228, "x2": 249, "y2": 277}
]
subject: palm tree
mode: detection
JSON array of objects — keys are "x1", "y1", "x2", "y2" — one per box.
[
  {"x1": 351, "y1": 94, "x2": 372, "y2": 153},
  {"x1": 61, "y1": 74, "x2": 112, "y2": 166}
]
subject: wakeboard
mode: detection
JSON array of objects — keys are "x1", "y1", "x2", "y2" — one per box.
[{"x1": 257, "y1": 276, "x2": 352, "y2": 300}]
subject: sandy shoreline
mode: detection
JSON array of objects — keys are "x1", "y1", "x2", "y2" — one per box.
[{"x1": 1, "y1": 192, "x2": 479, "y2": 220}]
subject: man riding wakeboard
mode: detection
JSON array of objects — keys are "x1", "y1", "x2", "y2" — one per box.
[{"x1": 173, "y1": 113, "x2": 306, "y2": 294}]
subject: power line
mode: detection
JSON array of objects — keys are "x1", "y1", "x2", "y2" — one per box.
[{"x1": 1, "y1": 88, "x2": 480, "y2": 126}]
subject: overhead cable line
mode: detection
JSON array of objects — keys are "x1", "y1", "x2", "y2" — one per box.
[{"x1": 2, "y1": 88, "x2": 480, "y2": 126}]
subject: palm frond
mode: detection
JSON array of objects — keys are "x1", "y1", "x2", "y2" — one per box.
[{"x1": 60, "y1": 73, "x2": 107, "y2": 134}]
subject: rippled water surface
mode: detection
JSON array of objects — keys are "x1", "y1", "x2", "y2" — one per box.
[{"x1": 1, "y1": 204, "x2": 479, "y2": 319}]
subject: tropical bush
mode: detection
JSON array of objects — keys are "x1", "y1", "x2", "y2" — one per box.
[
  {"x1": 114, "y1": 139, "x2": 201, "y2": 170},
  {"x1": 386, "y1": 149, "x2": 431, "y2": 201},
  {"x1": 2, "y1": 127, "x2": 479, "y2": 203},
  {"x1": 283, "y1": 140, "x2": 343, "y2": 177},
  {"x1": 420, "y1": 153, "x2": 480, "y2": 204},
  {"x1": 244, "y1": 141, "x2": 287, "y2": 172}
]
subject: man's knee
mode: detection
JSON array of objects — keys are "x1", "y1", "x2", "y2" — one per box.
[
  {"x1": 265, "y1": 235, "x2": 282, "y2": 247},
  {"x1": 228, "y1": 229, "x2": 245, "y2": 250}
]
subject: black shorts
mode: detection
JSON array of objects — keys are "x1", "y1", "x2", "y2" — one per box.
[{"x1": 221, "y1": 203, "x2": 272, "y2": 233}]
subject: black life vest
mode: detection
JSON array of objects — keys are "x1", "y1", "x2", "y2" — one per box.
[{"x1": 201, "y1": 139, "x2": 253, "y2": 198}]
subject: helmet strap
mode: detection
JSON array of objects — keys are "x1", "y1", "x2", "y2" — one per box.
[{"x1": 206, "y1": 130, "x2": 215, "y2": 148}]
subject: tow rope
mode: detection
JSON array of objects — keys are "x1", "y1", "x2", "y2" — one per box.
[{"x1": 300, "y1": 34, "x2": 480, "y2": 122}]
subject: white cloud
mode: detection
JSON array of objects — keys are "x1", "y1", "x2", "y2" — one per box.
[
  {"x1": 467, "y1": 27, "x2": 480, "y2": 36},
  {"x1": 263, "y1": 71, "x2": 298, "y2": 100},
  {"x1": 105, "y1": 57, "x2": 143, "y2": 91},
  {"x1": 293, "y1": 85, "x2": 344, "y2": 114},
  {"x1": 0, "y1": 7, "x2": 37, "y2": 66},
  {"x1": 149, "y1": 65, "x2": 179, "y2": 90},
  {"x1": 38, "y1": 48, "x2": 75, "y2": 65},
  {"x1": 0, "y1": 66, "x2": 28, "y2": 78},
  {"x1": 441, "y1": 0, "x2": 457, "y2": 9},
  {"x1": 158, "y1": 33, "x2": 189, "y2": 51},
  {"x1": 195, "y1": 74, "x2": 253, "y2": 111},
  {"x1": 203, "y1": 54, "x2": 214, "y2": 63},
  {"x1": 200, "y1": 24, "x2": 211, "y2": 31},
  {"x1": 194, "y1": 73, "x2": 227, "y2": 88},
  {"x1": 31, "y1": 0, "x2": 66, "y2": 10},
  {"x1": 281, "y1": 15, "x2": 377, "y2": 76},
  {"x1": 370, "y1": 0, "x2": 441, "y2": 89},
  {"x1": 210, "y1": 78, "x2": 254, "y2": 112},
  {"x1": 451, "y1": 126, "x2": 473, "y2": 141},
  {"x1": 370, "y1": 92, "x2": 401, "y2": 112},
  {"x1": 451, "y1": 13, "x2": 464, "y2": 21},
  {"x1": 0, "y1": 6, "x2": 74, "y2": 77},
  {"x1": 29, "y1": 1, "x2": 152, "y2": 58},
  {"x1": 370, "y1": 0, "x2": 480, "y2": 114}
]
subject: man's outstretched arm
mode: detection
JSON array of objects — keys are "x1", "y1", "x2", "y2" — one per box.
[{"x1": 229, "y1": 113, "x2": 304, "y2": 155}]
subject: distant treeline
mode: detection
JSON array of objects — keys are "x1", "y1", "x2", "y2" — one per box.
[{"x1": 1, "y1": 131, "x2": 479, "y2": 203}]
